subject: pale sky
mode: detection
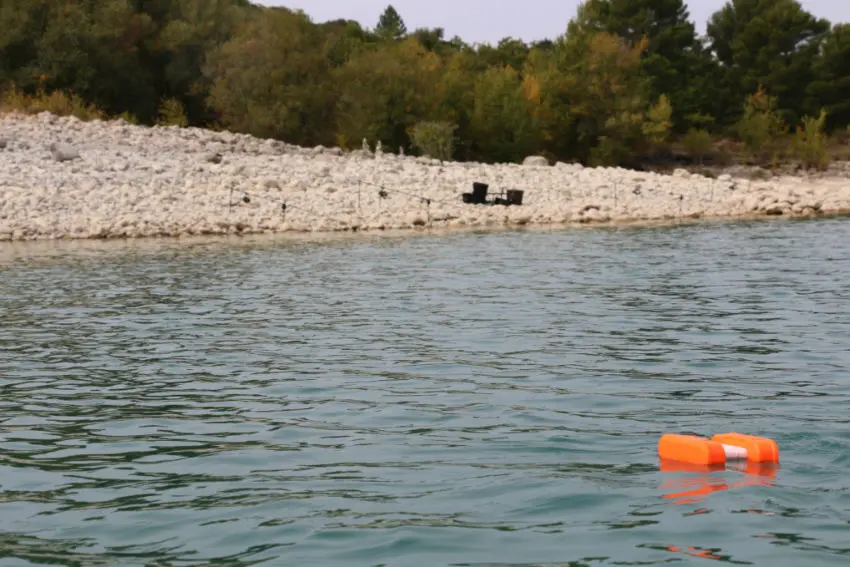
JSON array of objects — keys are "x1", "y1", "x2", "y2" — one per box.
[{"x1": 260, "y1": 0, "x2": 849, "y2": 45}]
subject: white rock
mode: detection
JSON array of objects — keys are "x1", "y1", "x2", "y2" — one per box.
[
  {"x1": 0, "y1": 111, "x2": 845, "y2": 241},
  {"x1": 49, "y1": 142, "x2": 80, "y2": 162},
  {"x1": 523, "y1": 156, "x2": 549, "y2": 167}
]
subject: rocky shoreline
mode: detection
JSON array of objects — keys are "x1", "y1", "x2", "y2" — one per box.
[{"x1": 2, "y1": 111, "x2": 849, "y2": 242}]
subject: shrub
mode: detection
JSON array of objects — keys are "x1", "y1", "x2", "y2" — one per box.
[
  {"x1": 685, "y1": 112, "x2": 715, "y2": 130},
  {"x1": 737, "y1": 86, "x2": 787, "y2": 164},
  {"x1": 589, "y1": 136, "x2": 631, "y2": 167},
  {"x1": 683, "y1": 128, "x2": 713, "y2": 165},
  {"x1": 33, "y1": 90, "x2": 104, "y2": 121},
  {"x1": 0, "y1": 82, "x2": 104, "y2": 121},
  {"x1": 116, "y1": 111, "x2": 138, "y2": 124},
  {"x1": 409, "y1": 121, "x2": 457, "y2": 162},
  {"x1": 156, "y1": 97, "x2": 189, "y2": 127},
  {"x1": 794, "y1": 109, "x2": 830, "y2": 171},
  {"x1": 0, "y1": 82, "x2": 30, "y2": 114},
  {"x1": 641, "y1": 94, "x2": 673, "y2": 154}
]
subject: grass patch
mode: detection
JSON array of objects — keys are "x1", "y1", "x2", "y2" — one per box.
[{"x1": 0, "y1": 82, "x2": 106, "y2": 121}]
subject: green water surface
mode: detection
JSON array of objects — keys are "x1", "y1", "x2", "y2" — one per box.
[{"x1": 1, "y1": 219, "x2": 849, "y2": 566}]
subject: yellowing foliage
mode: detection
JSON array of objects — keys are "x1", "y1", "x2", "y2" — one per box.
[
  {"x1": 522, "y1": 74, "x2": 541, "y2": 104},
  {"x1": 0, "y1": 81, "x2": 105, "y2": 121}
]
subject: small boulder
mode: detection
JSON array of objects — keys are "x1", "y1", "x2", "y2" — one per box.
[
  {"x1": 764, "y1": 201, "x2": 791, "y2": 215},
  {"x1": 49, "y1": 142, "x2": 80, "y2": 162},
  {"x1": 0, "y1": 138, "x2": 7, "y2": 150},
  {"x1": 348, "y1": 149, "x2": 373, "y2": 160},
  {"x1": 204, "y1": 152, "x2": 223, "y2": 164},
  {"x1": 523, "y1": 155, "x2": 549, "y2": 167}
]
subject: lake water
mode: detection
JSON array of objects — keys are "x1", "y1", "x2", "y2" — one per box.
[{"x1": 1, "y1": 219, "x2": 849, "y2": 567}]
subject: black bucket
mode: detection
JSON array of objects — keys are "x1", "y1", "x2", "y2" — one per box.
[
  {"x1": 472, "y1": 182, "x2": 489, "y2": 204},
  {"x1": 506, "y1": 189, "x2": 524, "y2": 206}
]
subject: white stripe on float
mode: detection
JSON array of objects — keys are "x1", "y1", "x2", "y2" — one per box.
[{"x1": 722, "y1": 444, "x2": 748, "y2": 460}]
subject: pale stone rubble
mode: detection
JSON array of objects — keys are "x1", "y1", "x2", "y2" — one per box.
[{"x1": 1, "y1": 111, "x2": 848, "y2": 241}]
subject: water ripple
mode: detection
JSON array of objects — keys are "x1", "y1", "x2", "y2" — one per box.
[{"x1": 1, "y1": 220, "x2": 849, "y2": 566}]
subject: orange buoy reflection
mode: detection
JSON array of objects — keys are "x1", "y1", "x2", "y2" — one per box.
[
  {"x1": 666, "y1": 545, "x2": 725, "y2": 560},
  {"x1": 659, "y1": 458, "x2": 778, "y2": 505}
]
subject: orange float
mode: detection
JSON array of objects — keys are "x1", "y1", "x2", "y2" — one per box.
[
  {"x1": 712, "y1": 432, "x2": 780, "y2": 463},
  {"x1": 658, "y1": 432, "x2": 780, "y2": 505},
  {"x1": 658, "y1": 432, "x2": 779, "y2": 466}
]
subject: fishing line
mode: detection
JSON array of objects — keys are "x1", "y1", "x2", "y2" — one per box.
[{"x1": 221, "y1": 173, "x2": 699, "y2": 232}]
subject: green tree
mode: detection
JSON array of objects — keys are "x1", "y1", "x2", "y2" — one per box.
[
  {"x1": 794, "y1": 108, "x2": 829, "y2": 170},
  {"x1": 521, "y1": 56, "x2": 563, "y2": 159},
  {"x1": 737, "y1": 86, "x2": 788, "y2": 163},
  {"x1": 321, "y1": 19, "x2": 379, "y2": 67},
  {"x1": 806, "y1": 24, "x2": 850, "y2": 130},
  {"x1": 207, "y1": 9, "x2": 336, "y2": 145},
  {"x1": 411, "y1": 27, "x2": 446, "y2": 52},
  {"x1": 566, "y1": 0, "x2": 720, "y2": 131},
  {"x1": 642, "y1": 94, "x2": 673, "y2": 155},
  {"x1": 707, "y1": 0, "x2": 830, "y2": 126},
  {"x1": 87, "y1": 1, "x2": 160, "y2": 120},
  {"x1": 334, "y1": 38, "x2": 442, "y2": 151},
  {"x1": 683, "y1": 128, "x2": 714, "y2": 164},
  {"x1": 468, "y1": 65, "x2": 540, "y2": 163},
  {"x1": 0, "y1": 0, "x2": 45, "y2": 89},
  {"x1": 476, "y1": 38, "x2": 530, "y2": 71},
  {"x1": 27, "y1": 2, "x2": 99, "y2": 96},
  {"x1": 545, "y1": 9, "x2": 651, "y2": 165},
  {"x1": 157, "y1": 0, "x2": 253, "y2": 125},
  {"x1": 1, "y1": 0, "x2": 843, "y2": 170},
  {"x1": 409, "y1": 121, "x2": 457, "y2": 161},
  {"x1": 433, "y1": 49, "x2": 480, "y2": 160},
  {"x1": 156, "y1": 96, "x2": 189, "y2": 126},
  {"x1": 375, "y1": 5, "x2": 407, "y2": 40},
  {"x1": 0, "y1": 0, "x2": 162, "y2": 122}
]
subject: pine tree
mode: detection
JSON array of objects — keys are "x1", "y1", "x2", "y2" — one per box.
[
  {"x1": 376, "y1": 5, "x2": 407, "y2": 40},
  {"x1": 707, "y1": 0, "x2": 830, "y2": 126}
]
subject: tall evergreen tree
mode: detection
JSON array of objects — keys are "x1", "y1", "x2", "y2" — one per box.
[
  {"x1": 806, "y1": 24, "x2": 850, "y2": 130},
  {"x1": 375, "y1": 5, "x2": 407, "y2": 40},
  {"x1": 707, "y1": 0, "x2": 830, "y2": 126},
  {"x1": 565, "y1": 0, "x2": 720, "y2": 131}
]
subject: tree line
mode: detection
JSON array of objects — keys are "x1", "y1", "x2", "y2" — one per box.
[{"x1": 1, "y1": 0, "x2": 848, "y2": 169}]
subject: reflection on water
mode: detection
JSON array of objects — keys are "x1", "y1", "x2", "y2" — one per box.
[
  {"x1": 646, "y1": 543, "x2": 754, "y2": 564},
  {"x1": 660, "y1": 460, "x2": 779, "y2": 505},
  {"x1": 1, "y1": 219, "x2": 850, "y2": 566}
]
